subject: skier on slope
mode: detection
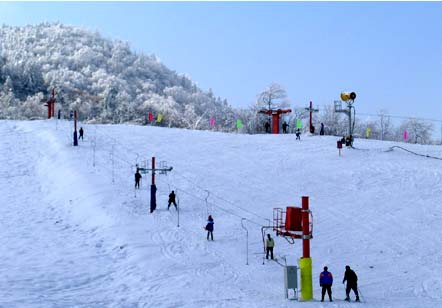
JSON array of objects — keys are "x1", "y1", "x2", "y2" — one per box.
[
  {"x1": 265, "y1": 234, "x2": 275, "y2": 260},
  {"x1": 168, "y1": 190, "x2": 177, "y2": 210},
  {"x1": 134, "y1": 169, "x2": 142, "y2": 189},
  {"x1": 295, "y1": 128, "x2": 301, "y2": 140},
  {"x1": 79, "y1": 127, "x2": 84, "y2": 140},
  {"x1": 343, "y1": 265, "x2": 360, "y2": 302},
  {"x1": 205, "y1": 215, "x2": 214, "y2": 241}
]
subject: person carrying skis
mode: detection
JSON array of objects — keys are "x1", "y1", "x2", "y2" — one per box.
[
  {"x1": 134, "y1": 169, "x2": 142, "y2": 189},
  {"x1": 319, "y1": 266, "x2": 333, "y2": 302},
  {"x1": 205, "y1": 215, "x2": 214, "y2": 241},
  {"x1": 79, "y1": 127, "x2": 84, "y2": 140},
  {"x1": 343, "y1": 265, "x2": 360, "y2": 302},
  {"x1": 265, "y1": 234, "x2": 275, "y2": 260},
  {"x1": 168, "y1": 190, "x2": 177, "y2": 210},
  {"x1": 282, "y1": 121, "x2": 289, "y2": 134}
]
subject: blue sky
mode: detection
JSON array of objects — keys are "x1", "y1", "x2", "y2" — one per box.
[{"x1": 1, "y1": 1, "x2": 441, "y2": 123}]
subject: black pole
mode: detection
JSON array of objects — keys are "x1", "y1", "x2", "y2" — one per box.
[
  {"x1": 150, "y1": 184, "x2": 157, "y2": 213},
  {"x1": 73, "y1": 131, "x2": 78, "y2": 146}
]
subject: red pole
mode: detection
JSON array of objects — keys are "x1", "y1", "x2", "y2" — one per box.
[
  {"x1": 272, "y1": 113, "x2": 280, "y2": 134},
  {"x1": 309, "y1": 101, "x2": 313, "y2": 132},
  {"x1": 151, "y1": 156, "x2": 155, "y2": 185},
  {"x1": 302, "y1": 196, "x2": 310, "y2": 258}
]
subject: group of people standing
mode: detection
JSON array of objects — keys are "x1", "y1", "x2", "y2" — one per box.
[
  {"x1": 263, "y1": 121, "x2": 326, "y2": 138},
  {"x1": 320, "y1": 265, "x2": 360, "y2": 302}
]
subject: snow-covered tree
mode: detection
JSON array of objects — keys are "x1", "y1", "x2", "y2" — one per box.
[{"x1": 0, "y1": 23, "x2": 237, "y2": 130}]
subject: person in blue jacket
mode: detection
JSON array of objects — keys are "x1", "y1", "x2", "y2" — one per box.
[
  {"x1": 205, "y1": 215, "x2": 214, "y2": 241},
  {"x1": 319, "y1": 266, "x2": 333, "y2": 302}
]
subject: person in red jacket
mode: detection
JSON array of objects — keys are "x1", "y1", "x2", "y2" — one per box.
[{"x1": 319, "y1": 266, "x2": 333, "y2": 302}]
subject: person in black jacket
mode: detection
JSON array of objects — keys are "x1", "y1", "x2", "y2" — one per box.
[
  {"x1": 134, "y1": 169, "x2": 142, "y2": 189},
  {"x1": 295, "y1": 128, "x2": 301, "y2": 140},
  {"x1": 205, "y1": 215, "x2": 214, "y2": 241},
  {"x1": 264, "y1": 121, "x2": 270, "y2": 133},
  {"x1": 282, "y1": 121, "x2": 289, "y2": 134},
  {"x1": 343, "y1": 265, "x2": 360, "y2": 302},
  {"x1": 79, "y1": 127, "x2": 84, "y2": 140},
  {"x1": 168, "y1": 190, "x2": 177, "y2": 210}
]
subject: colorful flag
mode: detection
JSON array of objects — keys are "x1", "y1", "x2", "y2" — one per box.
[
  {"x1": 156, "y1": 113, "x2": 163, "y2": 123},
  {"x1": 210, "y1": 116, "x2": 215, "y2": 127},
  {"x1": 236, "y1": 119, "x2": 243, "y2": 129},
  {"x1": 366, "y1": 127, "x2": 371, "y2": 138},
  {"x1": 296, "y1": 119, "x2": 302, "y2": 129},
  {"x1": 403, "y1": 130, "x2": 408, "y2": 141},
  {"x1": 148, "y1": 112, "x2": 154, "y2": 122}
]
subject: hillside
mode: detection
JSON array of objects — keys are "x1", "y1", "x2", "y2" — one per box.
[
  {"x1": 1, "y1": 119, "x2": 441, "y2": 307},
  {"x1": 0, "y1": 23, "x2": 237, "y2": 129}
]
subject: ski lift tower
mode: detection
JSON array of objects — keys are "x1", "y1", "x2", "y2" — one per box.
[
  {"x1": 44, "y1": 88, "x2": 56, "y2": 119},
  {"x1": 269, "y1": 196, "x2": 313, "y2": 301},
  {"x1": 258, "y1": 108, "x2": 292, "y2": 134},
  {"x1": 334, "y1": 92, "x2": 357, "y2": 146},
  {"x1": 304, "y1": 101, "x2": 319, "y2": 133},
  {"x1": 136, "y1": 157, "x2": 173, "y2": 213}
]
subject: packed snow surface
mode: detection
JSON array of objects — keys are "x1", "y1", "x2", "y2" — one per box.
[{"x1": 1, "y1": 119, "x2": 441, "y2": 308}]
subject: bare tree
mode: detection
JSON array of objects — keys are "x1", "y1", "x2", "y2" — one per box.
[
  {"x1": 399, "y1": 118, "x2": 434, "y2": 144},
  {"x1": 377, "y1": 110, "x2": 394, "y2": 141},
  {"x1": 318, "y1": 104, "x2": 347, "y2": 136},
  {"x1": 256, "y1": 83, "x2": 290, "y2": 110}
]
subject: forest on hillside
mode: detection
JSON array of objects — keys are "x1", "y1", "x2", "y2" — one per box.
[{"x1": 0, "y1": 23, "x2": 436, "y2": 143}]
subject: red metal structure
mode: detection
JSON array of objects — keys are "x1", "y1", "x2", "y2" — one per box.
[
  {"x1": 258, "y1": 108, "x2": 292, "y2": 134},
  {"x1": 272, "y1": 196, "x2": 312, "y2": 256},
  {"x1": 304, "y1": 101, "x2": 319, "y2": 134},
  {"x1": 45, "y1": 89, "x2": 56, "y2": 119}
]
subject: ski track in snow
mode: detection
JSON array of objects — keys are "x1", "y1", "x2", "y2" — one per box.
[{"x1": 1, "y1": 120, "x2": 442, "y2": 307}]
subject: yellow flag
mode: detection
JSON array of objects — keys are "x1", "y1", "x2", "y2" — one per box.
[
  {"x1": 156, "y1": 113, "x2": 163, "y2": 123},
  {"x1": 366, "y1": 127, "x2": 371, "y2": 138}
]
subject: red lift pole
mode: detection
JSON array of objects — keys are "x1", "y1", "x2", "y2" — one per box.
[
  {"x1": 304, "y1": 101, "x2": 319, "y2": 133},
  {"x1": 151, "y1": 156, "x2": 156, "y2": 185},
  {"x1": 45, "y1": 88, "x2": 56, "y2": 119},
  {"x1": 258, "y1": 108, "x2": 292, "y2": 134},
  {"x1": 301, "y1": 196, "x2": 310, "y2": 258}
]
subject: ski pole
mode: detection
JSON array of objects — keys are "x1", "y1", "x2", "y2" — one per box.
[{"x1": 357, "y1": 286, "x2": 365, "y2": 302}]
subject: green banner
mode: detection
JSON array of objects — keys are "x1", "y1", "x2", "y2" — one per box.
[
  {"x1": 296, "y1": 119, "x2": 303, "y2": 129},
  {"x1": 236, "y1": 119, "x2": 243, "y2": 129}
]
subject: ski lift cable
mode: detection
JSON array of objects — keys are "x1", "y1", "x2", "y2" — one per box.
[
  {"x1": 86, "y1": 125, "x2": 271, "y2": 225},
  {"x1": 156, "y1": 177, "x2": 263, "y2": 227},
  {"x1": 92, "y1": 125, "x2": 144, "y2": 159},
  {"x1": 385, "y1": 146, "x2": 442, "y2": 160},
  {"x1": 172, "y1": 171, "x2": 269, "y2": 223}
]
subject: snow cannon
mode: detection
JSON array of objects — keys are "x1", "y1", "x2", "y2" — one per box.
[{"x1": 340, "y1": 92, "x2": 356, "y2": 102}]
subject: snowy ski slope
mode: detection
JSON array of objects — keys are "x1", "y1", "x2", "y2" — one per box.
[{"x1": 0, "y1": 119, "x2": 441, "y2": 308}]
